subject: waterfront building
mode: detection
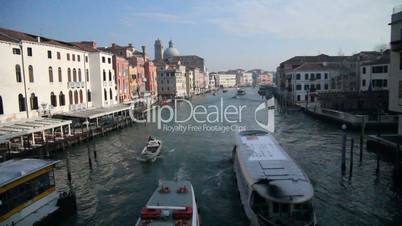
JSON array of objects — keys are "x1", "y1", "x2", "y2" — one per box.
[
  {"x1": 157, "y1": 64, "x2": 187, "y2": 98},
  {"x1": 360, "y1": 51, "x2": 390, "y2": 91},
  {"x1": 0, "y1": 27, "x2": 92, "y2": 122},
  {"x1": 258, "y1": 72, "x2": 274, "y2": 85},
  {"x1": 209, "y1": 73, "x2": 216, "y2": 89},
  {"x1": 236, "y1": 72, "x2": 253, "y2": 86},
  {"x1": 73, "y1": 41, "x2": 117, "y2": 108},
  {"x1": 113, "y1": 55, "x2": 130, "y2": 103},
  {"x1": 389, "y1": 5, "x2": 402, "y2": 134},
  {"x1": 215, "y1": 73, "x2": 237, "y2": 88}
]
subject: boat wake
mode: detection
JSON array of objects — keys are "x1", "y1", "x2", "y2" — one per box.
[{"x1": 168, "y1": 148, "x2": 176, "y2": 153}]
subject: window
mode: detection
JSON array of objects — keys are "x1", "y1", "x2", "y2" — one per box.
[
  {"x1": 27, "y1": 47, "x2": 32, "y2": 56},
  {"x1": 73, "y1": 69, "x2": 77, "y2": 82},
  {"x1": 30, "y1": 93, "x2": 38, "y2": 110},
  {"x1": 12, "y1": 48, "x2": 21, "y2": 55},
  {"x1": 304, "y1": 84, "x2": 309, "y2": 90},
  {"x1": 108, "y1": 58, "x2": 111, "y2": 64},
  {"x1": 109, "y1": 71, "x2": 112, "y2": 81},
  {"x1": 50, "y1": 92, "x2": 57, "y2": 107},
  {"x1": 297, "y1": 95, "x2": 300, "y2": 101},
  {"x1": 79, "y1": 90, "x2": 83, "y2": 103},
  {"x1": 324, "y1": 84, "x2": 329, "y2": 90},
  {"x1": 67, "y1": 68, "x2": 71, "y2": 82},
  {"x1": 104, "y1": 89, "x2": 107, "y2": 101},
  {"x1": 384, "y1": 79, "x2": 388, "y2": 87},
  {"x1": 57, "y1": 52, "x2": 61, "y2": 59},
  {"x1": 78, "y1": 69, "x2": 82, "y2": 82},
  {"x1": 296, "y1": 84, "x2": 301, "y2": 90},
  {"x1": 28, "y1": 65, "x2": 34, "y2": 82},
  {"x1": 362, "y1": 67, "x2": 366, "y2": 74},
  {"x1": 362, "y1": 79, "x2": 366, "y2": 87},
  {"x1": 316, "y1": 73, "x2": 321, "y2": 79},
  {"x1": 77, "y1": 55, "x2": 80, "y2": 62},
  {"x1": 325, "y1": 73, "x2": 328, "y2": 79},
  {"x1": 15, "y1": 65, "x2": 22, "y2": 83},
  {"x1": 305, "y1": 95, "x2": 308, "y2": 101},
  {"x1": 102, "y1": 56, "x2": 106, "y2": 63},
  {"x1": 372, "y1": 65, "x2": 388, "y2": 74},
  {"x1": 87, "y1": 90, "x2": 92, "y2": 102},
  {"x1": 48, "y1": 67, "x2": 53, "y2": 82},
  {"x1": 69, "y1": 91, "x2": 73, "y2": 105},
  {"x1": 103, "y1": 70, "x2": 106, "y2": 81},
  {"x1": 72, "y1": 54, "x2": 75, "y2": 61},
  {"x1": 74, "y1": 90, "x2": 78, "y2": 104},
  {"x1": 0, "y1": 96, "x2": 3, "y2": 115},
  {"x1": 296, "y1": 74, "x2": 300, "y2": 80},
  {"x1": 109, "y1": 88, "x2": 112, "y2": 99},
  {"x1": 316, "y1": 84, "x2": 321, "y2": 90},
  {"x1": 310, "y1": 73, "x2": 315, "y2": 80},
  {"x1": 85, "y1": 56, "x2": 88, "y2": 62},
  {"x1": 47, "y1": 50, "x2": 52, "y2": 59},
  {"x1": 18, "y1": 94, "x2": 26, "y2": 112},
  {"x1": 304, "y1": 74, "x2": 308, "y2": 80},
  {"x1": 67, "y1": 53, "x2": 70, "y2": 61},
  {"x1": 58, "y1": 67, "x2": 62, "y2": 82},
  {"x1": 59, "y1": 92, "x2": 65, "y2": 106},
  {"x1": 86, "y1": 69, "x2": 89, "y2": 82}
]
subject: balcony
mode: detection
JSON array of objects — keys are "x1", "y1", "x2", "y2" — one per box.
[
  {"x1": 67, "y1": 81, "x2": 85, "y2": 89},
  {"x1": 391, "y1": 40, "x2": 402, "y2": 52}
]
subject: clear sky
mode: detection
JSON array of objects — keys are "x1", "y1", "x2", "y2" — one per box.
[{"x1": 0, "y1": 0, "x2": 399, "y2": 72}]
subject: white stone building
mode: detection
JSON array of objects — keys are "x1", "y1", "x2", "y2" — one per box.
[
  {"x1": 360, "y1": 53, "x2": 390, "y2": 91},
  {"x1": 389, "y1": 5, "x2": 402, "y2": 133},
  {"x1": 237, "y1": 72, "x2": 253, "y2": 86},
  {"x1": 215, "y1": 73, "x2": 236, "y2": 88},
  {"x1": 0, "y1": 28, "x2": 92, "y2": 122},
  {"x1": 157, "y1": 64, "x2": 187, "y2": 98}
]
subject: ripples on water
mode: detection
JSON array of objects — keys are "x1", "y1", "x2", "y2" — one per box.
[{"x1": 54, "y1": 87, "x2": 402, "y2": 226}]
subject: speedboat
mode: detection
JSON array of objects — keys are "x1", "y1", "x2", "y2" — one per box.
[
  {"x1": 135, "y1": 180, "x2": 200, "y2": 226},
  {"x1": 222, "y1": 89, "x2": 228, "y2": 93},
  {"x1": 139, "y1": 137, "x2": 162, "y2": 162},
  {"x1": 237, "y1": 89, "x2": 246, "y2": 95}
]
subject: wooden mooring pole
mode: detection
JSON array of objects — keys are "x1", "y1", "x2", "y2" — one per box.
[
  {"x1": 349, "y1": 138, "x2": 354, "y2": 178},
  {"x1": 360, "y1": 117, "x2": 365, "y2": 163},
  {"x1": 341, "y1": 124, "x2": 347, "y2": 174},
  {"x1": 376, "y1": 151, "x2": 380, "y2": 174}
]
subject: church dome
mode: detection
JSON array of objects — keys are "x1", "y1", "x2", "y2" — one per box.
[{"x1": 163, "y1": 40, "x2": 180, "y2": 58}]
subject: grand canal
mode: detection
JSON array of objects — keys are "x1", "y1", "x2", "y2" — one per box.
[{"x1": 54, "y1": 87, "x2": 402, "y2": 226}]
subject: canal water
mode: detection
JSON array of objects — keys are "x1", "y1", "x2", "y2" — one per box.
[{"x1": 54, "y1": 87, "x2": 402, "y2": 226}]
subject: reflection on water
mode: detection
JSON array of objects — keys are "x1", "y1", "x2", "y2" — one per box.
[{"x1": 54, "y1": 87, "x2": 402, "y2": 226}]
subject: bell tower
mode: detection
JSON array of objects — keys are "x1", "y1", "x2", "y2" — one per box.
[{"x1": 154, "y1": 38, "x2": 163, "y2": 61}]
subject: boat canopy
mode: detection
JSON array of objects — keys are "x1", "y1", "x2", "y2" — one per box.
[
  {"x1": 0, "y1": 159, "x2": 59, "y2": 187},
  {"x1": 235, "y1": 130, "x2": 314, "y2": 204}
]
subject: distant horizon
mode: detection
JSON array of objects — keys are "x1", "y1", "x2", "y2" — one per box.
[{"x1": 0, "y1": 0, "x2": 399, "y2": 71}]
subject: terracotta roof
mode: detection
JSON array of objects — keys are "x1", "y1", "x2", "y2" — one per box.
[
  {"x1": 70, "y1": 42, "x2": 99, "y2": 52},
  {"x1": 293, "y1": 63, "x2": 347, "y2": 72},
  {"x1": 0, "y1": 27, "x2": 80, "y2": 50}
]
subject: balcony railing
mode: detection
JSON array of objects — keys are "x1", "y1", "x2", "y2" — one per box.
[{"x1": 67, "y1": 81, "x2": 85, "y2": 89}]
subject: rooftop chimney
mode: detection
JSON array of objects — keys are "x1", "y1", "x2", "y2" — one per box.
[
  {"x1": 141, "y1": 45, "x2": 146, "y2": 59},
  {"x1": 37, "y1": 36, "x2": 41, "y2": 43}
]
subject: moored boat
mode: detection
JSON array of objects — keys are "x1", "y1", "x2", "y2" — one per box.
[
  {"x1": 0, "y1": 159, "x2": 76, "y2": 226},
  {"x1": 233, "y1": 130, "x2": 316, "y2": 226},
  {"x1": 237, "y1": 89, "x2": 246, "y2": 95},
  {"x1": 222, "y1": 89, "x2": 228, "y2": 93},
  {"x1": 139, "y1": 137, "x2": 162, "y2": 162},
  {"x1": 135, "y1": 180, "x2": 200, "y2": 226}
]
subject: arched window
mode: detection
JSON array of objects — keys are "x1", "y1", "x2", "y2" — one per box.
[
  {"x1": 0, "y1": 96, "x2": 3, "y2": 115},
  {"x1": 58, "y1": 67, "x2": 62, "y2": 82},
  {"x1": 68, "y1": 91, "x2": 73, "y2": 105},
  {"x1": 74, "y1": 90, "x2": 78, "y2": 104},
  {"x1": 79, "y1": 90, "x2": 83, "y2": 103},
  {"x1": 15, "y1": 65, "x2": 22, "y2": 83},
  {"x1": 104, "y1": 89, "x2": 107, "y2": 101},
  {"x1": 73, "y1": 69, "x2": 77, "y2": 82},
  {"x1": 68, "y1": 68, "x2": 71, "y2": 82},
  {"x1": 78, "y1": 69, "x2": 82, "y2": 82},
  {"x1": 48, "y1": 66, "x2": 53, "y2": 82},
  {"x1": 103, "y1": 70, "x2": 106, "y2": 81},
  {"x1": 28, "y1": 65, "x2": 34, "y2": 82},
  {"x1": 50, "y1": 92, "x2": 57, "y2": 107},
  {"x1": 59, "y1": 92, "x2": 65, "y2": 106},
  {"x1": 109, "y1": 88, "x2": 112, "y2": 100},
  {"x1": 86, "y1": 69, "x2": 89, "y2": 82},
  {"x1": 18, "y1": 94, "x2": 25, "y2": 112},
  {"x1": 87, "y1": 90, "x2": 92, "y2": 102},
  {"x1": 30, "y1": 93, "x2": 38, "y2": 110},
  {"x1": 109, "y1": 71, "x2": 112, "y2": 81}
]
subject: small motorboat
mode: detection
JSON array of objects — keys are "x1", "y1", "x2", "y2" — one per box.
[
  {"x1": 222, "y1": 89, "x2": 228, "y2": 93},
  {"x1": 237, "y1": 89, "x2": 246, "y2": 95},
  {"x1": 135, "y1": 180, "x2": 200, "y2": 226},
  {"x1": 232, "y1": 95, "x2": 238, "y2": 99},
  {"x1": 139, "y1": 137, "x2": 162, "y2": 162}
]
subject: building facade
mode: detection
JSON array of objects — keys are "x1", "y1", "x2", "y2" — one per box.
[
  {"x1": 360, "y1": 52, "x2": 390, "y2": 91},
  {"x1": 157, "y1": 64, "x2": 187, "y2": 98},
  {"x1": 113, "y1": 55, "x2": 130, "y2": 103},
  {"x1": 215, "y1": 73, "x2": 237, "y2": 88},
  {"x1": 237, "y1": 72, "x2": 253, "y2": 86}
]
